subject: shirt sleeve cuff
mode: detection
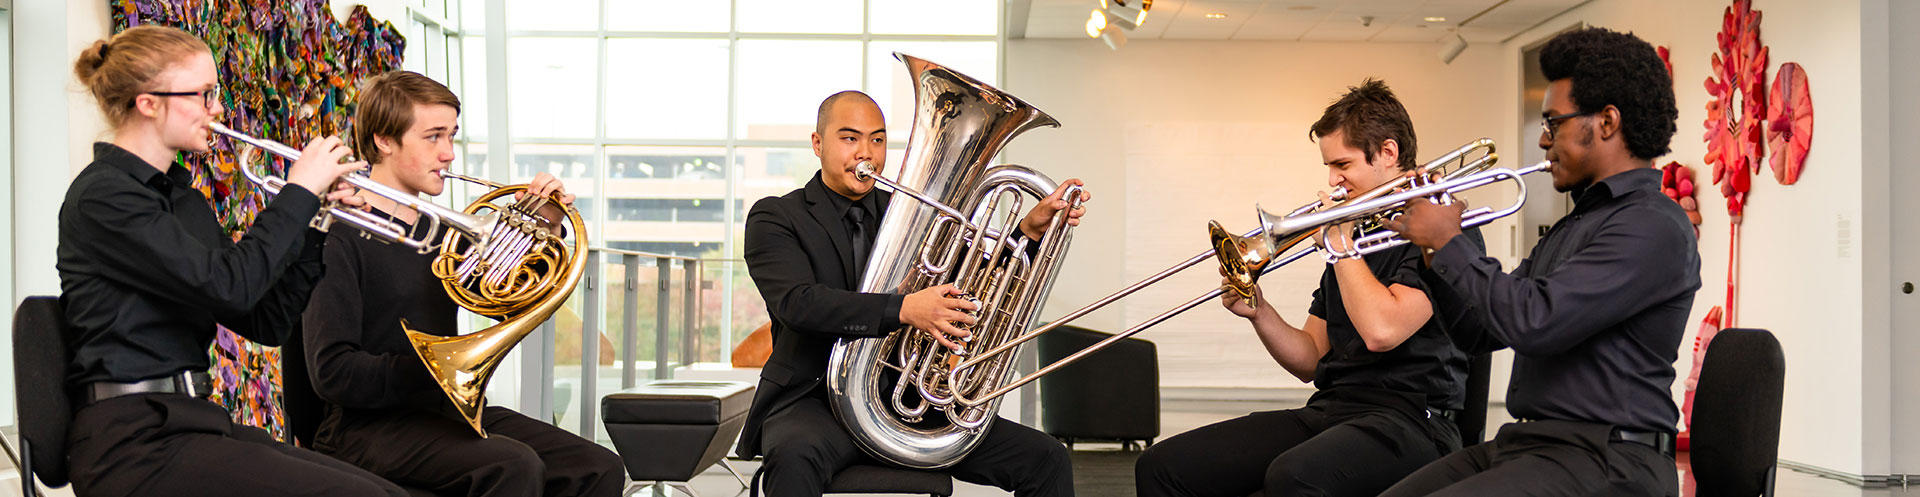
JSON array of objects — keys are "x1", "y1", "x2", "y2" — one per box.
[
  {"x1": 880, "y1": 293, "x2": 906, "y2": 331},
  {"x1": 271, "y1": 184, "x2": 324, "y2": 219},
  {"x1": 1427, "y1": 233, "x2": 1480, "y2": 281}
]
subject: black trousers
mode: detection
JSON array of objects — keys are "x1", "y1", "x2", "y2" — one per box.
[
  {"x1": 66, "y1": 393, "x2": 408, "y2": 497},
  {"x1": 1135, "y1": 388, "x2": 1460, "y2": 497},
  {"x1": 759, "y1": 395, "x2": 1073, "y2": 496},
  {"x1": 1377, "y1": 420, "x2": 1677, "y2": 497},
  {"x1": 316, "y1": 406, "x2": 626, "y2": 497}
]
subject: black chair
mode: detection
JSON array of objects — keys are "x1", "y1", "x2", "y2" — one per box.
[
  {"x1": 14, "y1": 296, "x2": 74, "y2": 497},
  {"x1": 1456, "y1": 352, "x2": 1493, "y2": 445},
  {"x1": 1689, "y1": 328, "x2": 1785, "y2": 497},
  {"x1": 751, "y1": 464, "x2": 953, "y2": 497},
  {"x1": 1035, "y1": 324, "x2": 1158, "y2": 449},
  {"x1": 281, "y1": 323, "x2": 323, "y2": 449}
]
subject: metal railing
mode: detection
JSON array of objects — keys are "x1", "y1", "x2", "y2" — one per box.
[{"x1": 553, "y1": 247, "x2": 717, "y2": 436}]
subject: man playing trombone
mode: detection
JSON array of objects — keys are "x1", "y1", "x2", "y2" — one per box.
[
  {"x1": 740, "y1": 90, "x2": 1089, "y2": 496},
  {"x1": 1136, "y1": 79, "x2": 1484, "y2": 497},
  {"x1": 300, "y1": 70, "x2": 625, "y2": 497},
  {"x1": 1381, "y1": 27, "x2": 1695, "y2": 496}
]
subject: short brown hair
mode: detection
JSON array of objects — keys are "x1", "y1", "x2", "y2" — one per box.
[
  {"x1": 354, "y1": 71, "x2": 461, "y2": 165},
  {"x1": 1309, "y1": 79, "x2": 1418, "y2": 171},
  {"x1": 73, "y1": 25, "x2": 210, "y2": 129}
]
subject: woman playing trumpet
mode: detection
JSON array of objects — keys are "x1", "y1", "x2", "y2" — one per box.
[{"x1": 57, "y1": 25, "x2": 406, "y2": 496}]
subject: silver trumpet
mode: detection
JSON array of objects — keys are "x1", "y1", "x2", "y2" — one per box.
[{"x1": 209, "y1": 122, "x2": 498, "y2": 254}]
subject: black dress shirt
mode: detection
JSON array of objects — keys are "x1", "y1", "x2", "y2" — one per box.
[
  {"x1": 57, "y1": 142, "x2": 328, "y2": 384},
  {"x1": 303, "y1": 208, "x2": 461, "y2": 442},
  {"x1": 1310, "y1": 229, "x2": 1483, "y2": 411},
  {"x1": 1424, "y1": 166, "x2": 1700, "y2": 433}
]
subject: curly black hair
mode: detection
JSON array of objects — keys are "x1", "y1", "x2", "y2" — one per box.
[
  {"x1": 1310, "y1": 78, "x2": 1418, "y2": 171},
  {"x1": 1539, "y1": 27, "x2": 1678, "y2": 160}
]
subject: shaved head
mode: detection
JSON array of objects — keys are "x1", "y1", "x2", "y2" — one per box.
[{"x1": 817, "y1": 90, "x2": 880, "y2": 135}]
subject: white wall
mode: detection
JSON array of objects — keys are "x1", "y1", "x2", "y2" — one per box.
[
  {"x1": 1494, "y1": 0, "x2": 1878, "y2": 477},
  {"x1": 1004, "y1": 39, "x2": 1508, "y2": 391}
]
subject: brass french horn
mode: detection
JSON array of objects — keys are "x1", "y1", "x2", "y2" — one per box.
[{"x1": 213, "y1": 123, "x2": 587, "y2": 437}]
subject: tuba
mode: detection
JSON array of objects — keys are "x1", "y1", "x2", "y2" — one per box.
[
  {"x1": 213, "y1": 124, "x2": 587, "y2": 437},
  {"x1": 826, "y1": 53, "x2": 1075, "y2": 469}
]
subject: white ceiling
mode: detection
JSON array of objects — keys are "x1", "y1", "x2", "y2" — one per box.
[{"x1": 1018, "y1": 0, "x2": 1589, "y2": 43}]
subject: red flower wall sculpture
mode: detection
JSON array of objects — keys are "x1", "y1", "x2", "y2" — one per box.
[
  {"x1": 1767, "y1": 62, "x2": 1813, "y2": 185},
  {"x1": 1704, "y1": 0, "x2": 1768, "y2": 221},
  {"x1": 1661, "y1": 162, "x2": 1704, "y2": 238}
]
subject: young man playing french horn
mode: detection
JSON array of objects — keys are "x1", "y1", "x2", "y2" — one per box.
[
  {"x1": 301, "y1": 70, "x2": 625, "y2": 497},
  {"x1": 1135, "y1": 79, "x2": 1485, "y2": 497}
]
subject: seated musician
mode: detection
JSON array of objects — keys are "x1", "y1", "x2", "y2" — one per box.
[
  {"x1": 301, "y1": 70, "x2": 625, "y2": 497},
  {"x1": 1135, "y1": 79, "x2": 1486, "y2": 497},
  {"x1": 739, "y1": 90, "x2": 1090, "y2": 496}
]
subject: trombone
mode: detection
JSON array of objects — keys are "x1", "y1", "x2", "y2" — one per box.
[
  {"x1": 940, "y1": 139, "x2": 1539, "y2": 408},
  {"x1": 209, "y1": 122, "x2": 500, "y2": 254}
]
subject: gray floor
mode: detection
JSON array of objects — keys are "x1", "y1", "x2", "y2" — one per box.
[{"x1": 0, "y1": 399, "x2": 1909, "y2": 497}]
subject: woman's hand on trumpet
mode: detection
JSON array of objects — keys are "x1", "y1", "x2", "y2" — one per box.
[
  {"x1": 286, "y1": 136, "x2": 367, "y2": 199},
  {"x1": 1019, "y1": 179, "x2": 1091, "y2": 240}
]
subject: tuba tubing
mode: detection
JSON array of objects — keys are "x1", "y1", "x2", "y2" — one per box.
[{"x1": 825, "y1": 53, "x2": 1065, "y2": 470}]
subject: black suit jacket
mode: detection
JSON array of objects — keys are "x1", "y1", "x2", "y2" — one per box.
[{"x1": 737, "y1": 173, "x2": 904, "y2": 458}]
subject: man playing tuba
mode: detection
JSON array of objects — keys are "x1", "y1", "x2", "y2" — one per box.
[{"x1": 740, "y1": 90, "x2": 1089, "y2": 496}]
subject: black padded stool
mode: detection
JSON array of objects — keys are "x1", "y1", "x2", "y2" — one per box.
[
  {"x1": 602, "y1": 380, "x2": 755, "y2": 496},
  {"x1": 749, "y1": 463, "x2": 954, "y2": 497}
]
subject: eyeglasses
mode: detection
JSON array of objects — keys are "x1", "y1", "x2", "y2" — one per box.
[
  {"x1": 142, "y1": 82, "x2": 222, "y2": 109},
  {"x1": 1540, "y1": 109, "x2": 1595, "y2": 140}
]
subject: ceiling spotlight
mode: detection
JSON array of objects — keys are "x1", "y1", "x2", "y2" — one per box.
[
  {"x1": 1424, "y1": 16, "x2": 1447, "y2": 22},
  {"x1": 1089, "y1": 0, "x2": 1151, "y2": 49},
  {"x1": 1099, "y1": 23, "x2": 1129, "y2": 49},
  {"x1": 1438, "y1": 33, "x2": 1468, "y2": 64},
  {"x1": 1204, "y1": 13, "x2": 1229, "y2": 19}
]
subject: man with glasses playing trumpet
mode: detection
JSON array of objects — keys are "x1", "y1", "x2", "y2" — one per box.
[
  {"x1": 300, "y1": 70, "x2": 625, "y2": 497},
  {"x1": 1136, "y1": 79, "x2": 1484, "y2": 497},
  {"x1": 1379, "y1": 27, "x2": 1695, "y2": 497}
]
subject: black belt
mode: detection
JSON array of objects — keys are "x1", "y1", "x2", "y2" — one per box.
[
  {"x1": 1611, "y1": 427, "x2": 1675, "y2": 456},
  {"x1": 84, "y1": 371, "x2": 213, "y2": 404}
]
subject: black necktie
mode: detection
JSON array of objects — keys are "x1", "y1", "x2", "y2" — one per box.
[{"x1": 847, "y1": 203, "x2": 870, "y2": 279}]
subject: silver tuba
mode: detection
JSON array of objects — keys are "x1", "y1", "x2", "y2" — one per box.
[{"x1": 826, "y1": 53, "x2": 1076, "y2": 469}]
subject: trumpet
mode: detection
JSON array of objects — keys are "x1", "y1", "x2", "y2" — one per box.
[{"x1": 209, "y1": 122, "x2": 499, "y2": 254}]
